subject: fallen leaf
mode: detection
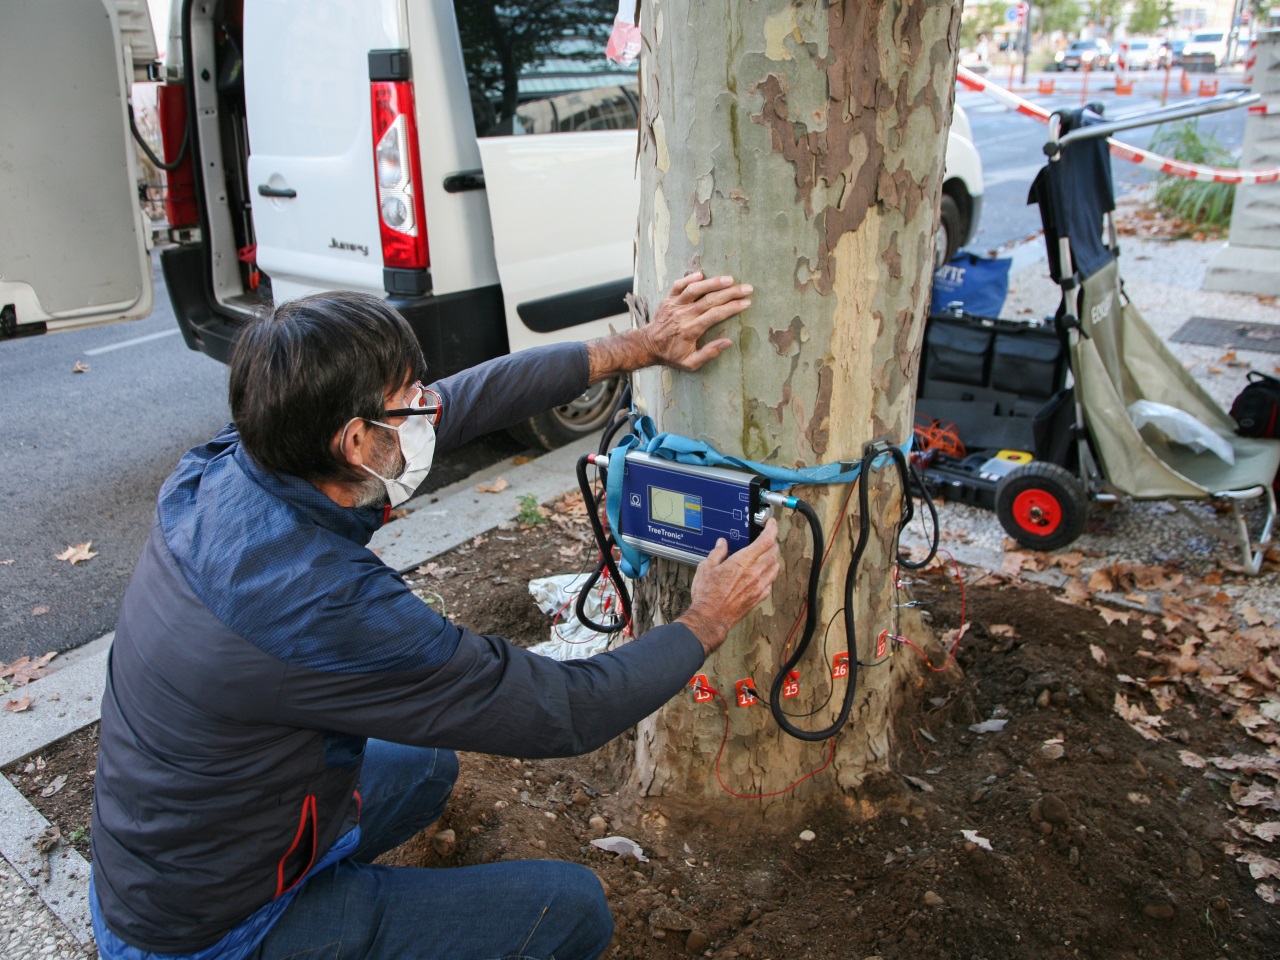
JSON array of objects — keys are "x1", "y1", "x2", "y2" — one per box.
[
  {"x1": 414, "y1": 563, "x2": 456, "y2": 580},
  {"x1": 1179, "y1": 750, "x2": 1207, "y2": 768},
  {"x1": 31, "y1": 606, "x2": 50, "y2": 616},
  {"x1": 903, "y1": 774, "x2": 934, "y2": 792},
  {"x1": 1089, "y1": 643, "x2": 1108, "y2": 666},
  {"x1": 0, "y1": 559, "x2": 13, "y2": 565},
  {"x1": 961, "y1": 830, "x2": 993, "y2": 850},
  {"x1": 470, "y1": 535, "x2": 489, "y2": 547},
  {"x1": 71, "y1": 360, "x2": 90, "y2": 373},
  {"x1": 40, "y1": 774, "x2": 67, "y2": 798},
  {"x1": 1237, "y1": 851, "x2": 1280, "y2": 880},
  {"x1": 969, "y1": 718, "x2": 1009, "y2": 734},
  {"x1": 1235, "y1": 820, "x2": 1280, "y2": 842},
  {"x1": 5, "y1": 694, "x2": 32, "y2": 713},
  {"x1": 55, "y1": 542, "x2": 97, "y2": 565},
  {"x1": 1099, "y1": 608, "x2": 1133, "y2": 627},
  {"x1": 1088, "y1": 568, "x2": 1115, "y2": 593},
  {"x1": 1114, "y1": 693, "x2": 1165, "y2": 741},
  {"x1": 475, "y1": 477, "x2": 509, "y2": 494},
  {"x1": 512, "y1": 454, "x2": 536, "y2": 466},
  {"x1": 988, "y1": 624, "x2": 1020, "y2": 638},
  {"x1": 999, "y1": 551, "x2": 1032, "y2": 578},
  {"x1": 1258, "y1": 883, "x2": 1280, "y2": 905},
  {"x1": 386, "y1": 507, "x2": 410, "y2": 521},
  {"x1": 1208, "y1": 364, "x2": 1224, "y2": 375},
  {"x1": 0, "y1": 652, "x2": 56, "y2": 686}
]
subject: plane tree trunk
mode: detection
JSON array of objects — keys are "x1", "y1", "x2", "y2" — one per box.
[{"x1": 623, "y1": 0, "x2": 961, "y2": 818}]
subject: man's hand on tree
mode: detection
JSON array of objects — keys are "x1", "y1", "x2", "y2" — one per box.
[
  {"x1": 677, "y1": 518, "x2": 780, "y2": 656},
  {"x1": 584, "y1": 272, "x2": 752, "y2": 383},
  {"x1": 643, "y1": 272, "x2": 752, "y2": 371}
]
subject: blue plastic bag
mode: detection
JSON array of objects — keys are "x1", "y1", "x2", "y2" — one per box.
[{"x1": 930, "y1": 251, "x2": 1012, "y2": 318}]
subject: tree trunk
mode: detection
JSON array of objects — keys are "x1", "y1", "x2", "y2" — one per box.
[{"x1": 625, "y1": 0, "x2": 961, "y2": 818}]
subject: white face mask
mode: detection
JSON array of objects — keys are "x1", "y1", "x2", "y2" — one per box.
[{"x1": 352, "y1": 385, "x2": 437, "y2": 507}]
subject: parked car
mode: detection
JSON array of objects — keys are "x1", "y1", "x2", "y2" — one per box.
[
  {"x1": 1122, "y1": 38, "x2": 1163, "y2": 70},
  {"x1": 1181, "y1": 31, "x2": 1229, "y2": 70},
  {"x1": 2, "y1": 0, "x2": 984, "y2": 443},
  {"x1": 1055, "y1": 39, "x2": 1114, "y2": 71}
]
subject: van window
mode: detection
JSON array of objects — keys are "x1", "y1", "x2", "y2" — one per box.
[{"x1": 453, "y1": 0, "x2": 638, "y2": 137}]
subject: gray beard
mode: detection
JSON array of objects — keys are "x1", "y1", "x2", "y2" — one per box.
[{"x1": 351, "y1": 438, "x2": 407, "y2": 509}]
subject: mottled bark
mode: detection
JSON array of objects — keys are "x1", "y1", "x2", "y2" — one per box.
[{"x1": 624, "y1": 0, "x2": 961, "y2": 818}]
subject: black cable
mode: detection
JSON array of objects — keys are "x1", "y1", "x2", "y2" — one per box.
[
  {"x1": 574, "y1": 455, "x2": 633, "y2": 633},
  {"x1": 129, "y1": 103, "x2": 189, "y2": 172},
  {"x1": 898, "y1": 459, "x2": 940, "y2": 570}
]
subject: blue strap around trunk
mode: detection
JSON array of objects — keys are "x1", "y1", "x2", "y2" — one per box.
[{"x1": 603, "y1": 415, "x2": 909, "y2": 578}]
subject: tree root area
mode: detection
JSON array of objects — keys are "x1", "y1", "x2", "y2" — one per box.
[{"x1": 8, "y1": 503, "x2": 1277, "y2": 957}]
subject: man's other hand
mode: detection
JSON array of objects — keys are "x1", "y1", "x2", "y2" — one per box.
[
  {"x1": 644, "y1": 272, "x2": 752, "y2": 372},
  {"x1": 584, "y1": 273, "x2": 752, "y2": 383},
  {"x1": 677, "y1": 518, "x2": 780, "y2": 656}
]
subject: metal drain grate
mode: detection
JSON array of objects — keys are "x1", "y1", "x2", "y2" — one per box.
[{"x1": 1170, "y1": 316, "x2": 1280, "y2": 354}]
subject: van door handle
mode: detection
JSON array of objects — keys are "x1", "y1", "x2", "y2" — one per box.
[
  {"x1": 257, "y1": 184, "x2": 297, "y2": 198},
  {"x1": 443, "y1": 170, "x2": 484, "y2": 193}
]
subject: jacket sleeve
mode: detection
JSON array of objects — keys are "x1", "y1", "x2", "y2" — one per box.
[
  {"x1": 273, "y1": 624, "x2": 707, "y2": 758},
  {"x1": 428, "y1": 342, "x2": 591, "y2": 454}
]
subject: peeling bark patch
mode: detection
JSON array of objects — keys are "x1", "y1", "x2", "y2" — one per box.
[
  {"x1": 881, "y1": 234, "x2": 902, "y2": 280},
  {"x1": 892, "y1": 0, "x2": 927, "y2": 65},
  {"x1": 763, "y1": 5, "x2": 799, "y2": 60},
  {"x1": 768, "y1": 315, "x2": 804, "y2": 356},
  {"x1": 804, "y1": 363, "x2": 834, "y2": 457}
]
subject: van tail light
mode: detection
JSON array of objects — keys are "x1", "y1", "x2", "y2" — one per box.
[
  {"x1": 370, "y1": 80, "x2": 429, "y2": 273},
  {"x1": 157, "y1": 83, "x2": 197, "y2": 228}
]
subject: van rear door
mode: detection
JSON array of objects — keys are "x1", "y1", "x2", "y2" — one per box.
[
  {"x1": 0, "y1": 0, "x2": 156, "y2": 336},
  {"x1": 241, "y1": 0, "x2": 405, "y2": 305}
]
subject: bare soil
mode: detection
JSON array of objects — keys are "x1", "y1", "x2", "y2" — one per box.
[{"x1": 8, "y1": 494, "x2": 1279, "y2": 959}]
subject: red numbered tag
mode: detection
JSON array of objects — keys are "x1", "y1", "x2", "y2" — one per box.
[
  {"x1": 876, "y1": 630, "x2": 889, "y2": 659},
  {"x1": 690, "y1": 674, "x2": 714, "y2": 703},
  {"x1": 832, "y1": 652, "x2": 850, "y2": 679},
  {"x1": 782, "y1": 670, "x2": 801, "y2": 699},
  {"x1": 735, "y1": 678, "x2": 758, "y2": 708}
]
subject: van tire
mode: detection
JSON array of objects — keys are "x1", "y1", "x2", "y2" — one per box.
[
  {"x1": 508, "y1": 377, "x2": 625, "y2": 450},
  {"x1": 936, "y1": 194, "x2": 964, "y2": 269}
]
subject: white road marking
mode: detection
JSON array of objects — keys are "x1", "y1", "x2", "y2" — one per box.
[{"x1": 84, "y1": 328, "x2": 182, "y2": 356}]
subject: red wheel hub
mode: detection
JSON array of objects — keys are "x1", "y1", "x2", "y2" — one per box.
[{"x1": 1011, "y1": 488, "x2": 1063, "y2": 535}]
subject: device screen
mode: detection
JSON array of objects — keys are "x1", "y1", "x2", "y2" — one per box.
[{"x1": 648, "y1": 485, "x2": 703, "y2": 531}]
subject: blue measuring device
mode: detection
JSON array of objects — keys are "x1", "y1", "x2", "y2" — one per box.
[{"x1": 616, "y1": 451, "x2": 770, "y2": 565}]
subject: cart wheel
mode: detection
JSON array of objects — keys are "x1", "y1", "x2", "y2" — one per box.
[{"x1": 995, "y1": 462, "x2": 1089, "y2": 551}]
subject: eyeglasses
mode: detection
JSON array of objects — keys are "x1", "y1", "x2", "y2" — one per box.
[{"x1": 383, "y1": 382, "x2": 442, "y2": 425}]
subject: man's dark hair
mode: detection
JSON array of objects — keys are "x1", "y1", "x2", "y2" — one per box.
[{"x1": 229, "y1": 291, "x2": 425, "y2": 482}]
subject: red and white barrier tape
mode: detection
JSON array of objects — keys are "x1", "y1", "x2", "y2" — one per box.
[{"x1": 957, "y1": 65, "x2": 1280, "y2": 185}]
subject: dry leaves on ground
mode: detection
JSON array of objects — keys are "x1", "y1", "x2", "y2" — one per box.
[
  {"x1": 5, "y1": 694, "x2": 33, "y2": 713},
  {"x1": 1002, "y1": 547, "x2": 1280, "y2": 904},
  {"x1": 475, "y1": 477, "x2": 509, "y2": 494},
  {"x1": 1, "y1": 652, "x2": 57, "y2": 687},
  {"x1": 56, "y1": 542, "x2": 98, "y2": 565},
  {"x1": 71, "y1": 360, "x2": 90, "y2": 373}
]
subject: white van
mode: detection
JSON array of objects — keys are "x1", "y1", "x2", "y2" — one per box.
[{"x1": 1, "y1": 0, "x2": 984, "y2": 446}]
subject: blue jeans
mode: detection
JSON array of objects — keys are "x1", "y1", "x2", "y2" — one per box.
[{"x1": 249, "y1": 741, "x2": 614, "y2": 960}]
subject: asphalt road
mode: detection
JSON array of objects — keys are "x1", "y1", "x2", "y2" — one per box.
[
  {"x1": 0, "y1": 72, "x2": 1253, "y2": 663},
  {"x1": 961, "y1": 69, "x2": 1248, "y2": 253}
]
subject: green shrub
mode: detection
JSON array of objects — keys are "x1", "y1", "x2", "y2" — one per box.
[{"x1": 1149, "y1": 121, "x2": 1237, "y2": 231}]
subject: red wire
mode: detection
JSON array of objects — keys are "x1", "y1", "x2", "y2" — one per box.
[
  {"x1": 900, "y1": 548, "x2": 967, "y2": 672},
  {"x1": 696, "y1": 683, "x2": 836, "y2": 799}
]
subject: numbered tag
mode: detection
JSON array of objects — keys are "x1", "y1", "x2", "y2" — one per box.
[
  {"x1": 734, "y1": 678, "x2": 758, "y2": 708},
  {"x1": 690, "y1": 674, "x2": 714, "y2": 703},
  {"x1": 876, "y1": 630, "x2": 889, "y2": 659},
  {"x1": 832, "y1": 652, "x2": 850, "y2": 679},
  {"x1": 782, "y1": 670, "x2": 801, "y2": 699}
]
